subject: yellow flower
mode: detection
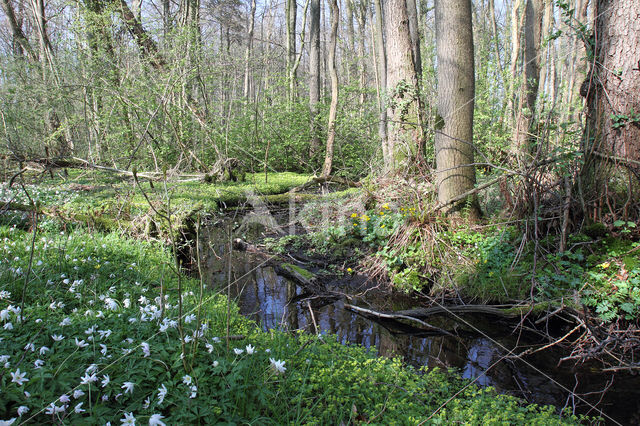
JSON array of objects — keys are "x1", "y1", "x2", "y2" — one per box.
[
  {"x1": 381, "y1": 224, "x2": 385, "y2": 228},
  {"x1": 599, "y1": 262, "x2": 610, "y2": 269},
  {"x1": 379, "y1": 212, "x2": 384, "y2": 216},
  {"x1": 351, "y1": 213, "x2": 358, "y2": 218},
  {"x1": 353, "y1": 223, "x2": 358, "y2": 226},
  {"x1": 362, "y1": 215, "x2": 370, "y2": 221},
  {"x1": 382, "y1": 203, "x2": 389, "y2": 210},
  {"x1": 347, "y1": 268, "x2": 353, "y2": 273}
]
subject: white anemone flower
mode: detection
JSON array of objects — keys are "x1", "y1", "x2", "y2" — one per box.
[
  {"x1": 148, "y1": 413, "x2": 166, "y2": 426},
  {"x1": 120, "y1": 412, "x2": 135, "y2": 425},
  {"x1": 269, "y1": 358, "x2": 286, "y2": 374},
  {"x1": 10, "y1": 369, "x2": 28, "y2": 386},
  {"x1": 122, "y1": 381, "x2": 135, "y2": 394}
]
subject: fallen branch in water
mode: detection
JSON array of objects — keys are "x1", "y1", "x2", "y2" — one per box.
[
  {"x1": 395, "y1": 304, "x2": 533, "y2": 319},
  {"x1": 343, "y1": 303, "x2": 456, "y2": 337}
]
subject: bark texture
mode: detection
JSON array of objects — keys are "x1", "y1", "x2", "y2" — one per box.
[
  {"x1": 371, "y1": 0, "x2": 388, "y2": 166},
  {"x1": 384, "y1": 0, "x2": 421, "y2": 171},
  {"x1": 321, "y1": 0, "x2": 339, "y2": 177},
  {"x1": 512, "y1": 0, "x2": 543, "y2": 157},
  {"x1": 434, "y1": 0, "x2": 478, "y2": 215},
  {"x1": 582, "y1": 0, "x2": 640, "y2": 217},
  {"x1": 308, "y1": 0, "x2": 321, "y2": 157}
]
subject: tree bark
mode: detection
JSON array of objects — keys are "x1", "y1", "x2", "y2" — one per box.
[
  {"x1": 286, "y1": 0, "x2": 297, "y2": 103},
  {"x1": 355, "y1": 1, "x2": 367, "y2": 104},
  {"x1": 581, "y1": 0, "x2": 640, "y2": 218},
  {"x1": 118, "y1": 0, "x2": 165, "y2": 69},
  {"x1": 384, "y1": 0, "x2": 422, "y2": 171},
  {"x1": 512, "y1": 0, "x2": 543, "y2": 158},
  {"x1": 309, "y1": 0, "x2": 321, "y2": 157},
  {"x1": 322, "y1": 0, "x2": 339, "y2": 177},
  {"x1": 405, "y1": 0, "x2": 422, "y2": 78},
  {"x1": 1, "y1": 0, "x2": 36, "y2": 60},
  {"x1": 243, "y1": 0, "x2": 257, "y2": 99},
  {"x1": 344, "y1": 0, "x2": 356, "y2": 82},
  {"x1": 434, "y1": 0, "x2": 478, "y2": 216},
  {"x1": 506, "y1": 0, "x2": 524, "y2": 126},
  {"x1": 371, "y1": 0, "x2": 389, "y2": 167}
]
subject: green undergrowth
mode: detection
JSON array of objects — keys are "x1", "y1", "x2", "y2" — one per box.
[
  {"x1": 0, "y1": 170, "x2": 311, "y2": 237},
  {"x1": 0, "y1": 225, "x2": 583, "y2": 424},
  {"x1": 271, "y1": 200, "x2": 640, "y2": 324}
]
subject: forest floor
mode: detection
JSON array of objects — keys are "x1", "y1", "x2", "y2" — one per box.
[{"x1": 0, "y1": 169, "x2": 621, "y2": 423}]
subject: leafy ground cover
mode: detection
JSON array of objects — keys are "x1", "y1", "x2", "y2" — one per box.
[
  {"x1": 0, "y1": 222, "x2": 583, "y2": 424},
  {"x1": 1, "y1": 170, "x2": 311, "y2": 225},
  {"x1": 277, "y1": 198, "x2": 640, "y2": 326}
]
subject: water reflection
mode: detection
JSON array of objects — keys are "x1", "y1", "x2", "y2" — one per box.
[{"x1": 201, "y1": 222, "x2": 640, "y2": 424}]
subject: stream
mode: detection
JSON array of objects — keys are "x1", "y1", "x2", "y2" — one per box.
[{"x1": 198, "y1": 214, "x2": 640, "y2": 425}]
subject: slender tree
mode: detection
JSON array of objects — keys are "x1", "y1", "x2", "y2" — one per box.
[
  {"x1": 321, "y1": 0, "x2": 339, "y2": 177},
  {"x1": 309, "y1": 0, "x2": 321, "y2": 157},
  {"x1": 512, "y1": 0, "x2": 543, "y2": 158},
  {"x1": 371, "y1": 0, "x2": 389, "y2": 166}
]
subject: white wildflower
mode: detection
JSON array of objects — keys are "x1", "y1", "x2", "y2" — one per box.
[
  {"x1": 120, "y1": 412, "x2": 135, "y2": 425},
  {"x1": 269, "y1": 358, "x2": 286, "y2": 374},
  {"x1": 10, "y1": 369, "x2": 28, "y2": 386},
  {"x1": 148, "y1": 414, "x2": 166, "y2": 426},
  {"x1": 122, "y1": 381, "x2": 135, "y2": 394}
]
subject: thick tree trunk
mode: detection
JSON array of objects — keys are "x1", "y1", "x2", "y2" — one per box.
[
  {"x1": 118, "y1": 0, "x2": 165, "y2": 69},
  {"x1": 308, "y1": 0, "x2": 321, "y2": 157},
  {"x1": 434, "y1": 0, "x2": 478, "y2": 216},
  {"x1": 384, "y1": 0, "x2": 422, "y2": 171},
  {"x1": 1, "y1": 0, "x2": 36, "y2": 60},
  {"x1": 581, "y1": 0, "x2": 640, "y2": 218},
  {"x1": 322, "y1": 0, "x2": 339, "y2": 177}
]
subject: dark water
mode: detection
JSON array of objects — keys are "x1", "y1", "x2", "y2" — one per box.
[{"x1": 200, "y1": 219, "x2": 640, "y2": 425}]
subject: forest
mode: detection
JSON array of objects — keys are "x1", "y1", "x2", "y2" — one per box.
[{"x1": 1, "y1": 0, "x2": 639, "y2": 423}]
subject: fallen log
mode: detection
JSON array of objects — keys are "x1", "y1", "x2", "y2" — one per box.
[
  {"x1": 394, "y1": 304, "x2": 533, "y2": 319},
  {"x1": 343, "y1": 303, "x2": 456, "y2": 337}
]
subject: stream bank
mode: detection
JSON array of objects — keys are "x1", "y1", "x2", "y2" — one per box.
[{"x1": 199, "y1": 210, "x2": 640, "y2": 425}]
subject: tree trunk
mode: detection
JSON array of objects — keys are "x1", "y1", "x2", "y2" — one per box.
[
  {"x1": 118, "y1": 0, "x2": 165, "y2": 69},
  {"x1": 322, "y1": 0, "x2": 339, "y2": 177},
  {"x1": 371, "y1": 0, "x2": 389, "y2": 167},
  {"x1": 344, "y1": 0, "x2": 356, "y2": 82},
  {"x1": 309, "y1": 0, "x2": 321, "y2": 157},
  {"x1": 243, "y1": 0, "x2": 257, "y2": 99},
  {"x1": 1, "y1": 0, "x2": 36, "y2": 60},
  {"x1": 581, "y1": 0, "x2": 640, "y2": 219},
  {"x1": 286, "y1": 0, "x2": 297, "y2": 103},
  {"x1": 384, "y1": 0, "x2": 422, "y2": 171},
  {"x1": 506, "y1": 0, "x2": 524, "y2": 126},
  {"x1": 406, "y1": 0, "x2": 422, "y2": 78},
  {"x1": 434, "y1": 0, "x2": 478, "y2": 216},
  {"x1": 512, "y1": 0, "x2": 543, "y2": 159},
  {"x1": 355, "y1": 1, "x2": 367, "y2": 105}
]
